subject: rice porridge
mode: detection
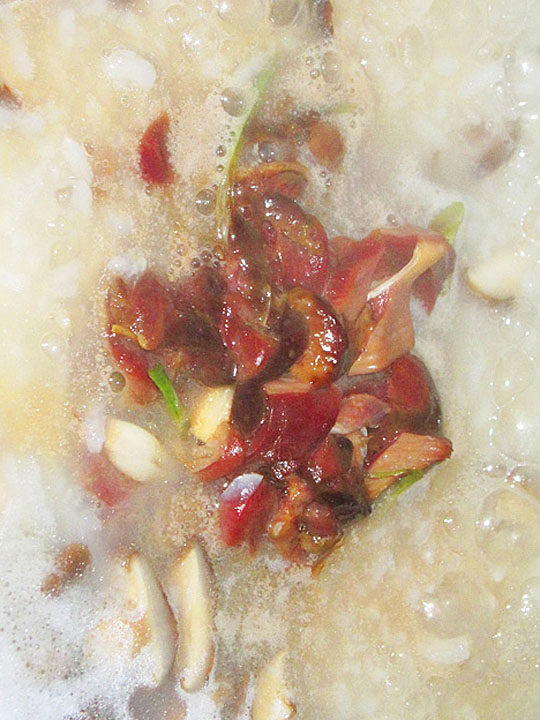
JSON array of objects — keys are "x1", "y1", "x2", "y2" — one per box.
[{"x1": 0, "y1": 1, "x2": 539, "y2": 719}]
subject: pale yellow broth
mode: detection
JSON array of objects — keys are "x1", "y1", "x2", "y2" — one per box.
[{"x1": 0, "y1": 1, "x2": 539, "y2": 719}]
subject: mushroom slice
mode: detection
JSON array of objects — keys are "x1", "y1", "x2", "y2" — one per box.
[
  {"x1": 126, "y1": 553, "x2": 176, "y2": 686},
  {"x1": 466, "y1": 246, "x2": 528, "y2": 301},
  {"x1": 190, "y1": 386, "x2": 234, "y2": 444},
  {"x1": 104, "y1": 418, "x2": 163, "y2": 483},
  {"x1": 252, "y1": 650, "x2": 296, "y2": 720},
  {"x1": 166, "y1": 539, "x2": 215, "y2": 692}
]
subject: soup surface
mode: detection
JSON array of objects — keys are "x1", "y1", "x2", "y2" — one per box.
[{"x1": 0, "y1": 1, "x2": 539, "y2": 719}]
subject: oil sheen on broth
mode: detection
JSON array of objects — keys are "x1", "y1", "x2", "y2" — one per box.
[{"x1": 0, "y1": 1, "x2": 539, "y2": 719}]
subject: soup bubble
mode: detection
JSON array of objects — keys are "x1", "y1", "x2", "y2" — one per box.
[
  {"x1": 40, "y1": 332, "x2": 66, "y2": 359},
  {"x1": 220, "y1": 88, "x2": 246, "y2": 117},
  {"x1": 321, "y1": 51, "x2": 341, "y2": 84},
  {"x1": 419, "y1": 572, "x2": 494, "y2": 640},
  {"x1": 475, "y1": 489, "x2": 540, "y2": 568},
  {"x1": 49, "y1": 238, "x2": 80, "y2": 269},
  {"x1": 507, "y1": 464, "x2": 540, "y2": 501},
  {"x1": 258, "y1": 141, "x2": 277, "y2": 162},
  {"x1": 55, "y1": 186, "x2": 73, "y2": 206},
  {"x1": 195, "y1": 188, "x2": 216, "y2": 215},
  {"x1": 217, "y1": 0, "x2": 265, "y2": 28},
  {"x1": 398, "y1": 25, "x2": 430, "y2": 69},
  {"x1": 492, "y1": 390, "x2": 540, "y2": 463},
  {"x1": 268, "y1": 0, "x2": 301, "y2": 26},
  {"x1": 492, "y1": 348, "x2": 535, "y2": 404},
  {"x1": 181, "y1": 20, "x2": 218, "y2": 56},
  {"x1": 108, "y1": 372, "x2": 125, "y2": 393},
  {"x1": 165, "y1": 4, "x2": 185, "y2": 29},
  {"x1": 518, "y1": 576, "x2": 540, "y2": 619}
]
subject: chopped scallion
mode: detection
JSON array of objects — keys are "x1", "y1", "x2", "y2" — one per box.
[
  {"x1": 216, "y1": 63, "x2": 275, "y2": 240},
  {"x1": 430, "y1": 202, "x2": 465, "y2": 244},
  {"x1": 368, "y1": 467, "x2": 425, "y2": 497},
  {"x1": 148, "y1": 363, "x2": 187, "y2": 430},
  {"x1": 391, "y1": 469, "x2": 424, "y2": 496},
  {"x1": 368, "y1": 468, "x2": 412, "y2": 479}
]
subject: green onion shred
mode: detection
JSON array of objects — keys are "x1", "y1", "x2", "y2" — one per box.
[
  {"x1": 369, "y1": 468, "x2": 425, "y2": 497},
  {"x1": 430, "y1": 201, "x2": 465, "y2": 244},
  {"x1": 148, "y1": 363, "x2": 187, "y2": 429},
  {"x1": 391, "y1": 469, "x2": 424, "y2": 496},
  {"x1": 216, "y1": 62, "x2": 275, "y2": 240}
]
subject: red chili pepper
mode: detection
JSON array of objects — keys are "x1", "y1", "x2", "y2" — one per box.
[
  {"x1": 138, "y1": 113, "x2": 174, "y2": 184},
  {"x1": 218, "y1": 472, "x2": 278, "y2": 549}
]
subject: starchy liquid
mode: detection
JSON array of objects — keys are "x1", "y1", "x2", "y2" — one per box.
[{"x1": 0, "y1": 1, "x2": 539, "y2": 719}]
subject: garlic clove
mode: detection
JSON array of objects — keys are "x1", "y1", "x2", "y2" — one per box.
[
  {"x1": 104, "y1": 418, "x2": 163, "y2": 483},
  {"x1": 190, "y1": 386, "x2": 234, "y2": 444},
  {"x1": 466, "y1": 247, "x2": 528, "y2": 301}
]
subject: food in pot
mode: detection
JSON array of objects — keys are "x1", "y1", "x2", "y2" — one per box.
[{"x1": 0, "y1": 0, "x2": 539, "y2": 718}]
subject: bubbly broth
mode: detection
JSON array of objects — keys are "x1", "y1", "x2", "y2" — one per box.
[{"x1": 0, "y1": 0, "x2": 539, "y2": 718}]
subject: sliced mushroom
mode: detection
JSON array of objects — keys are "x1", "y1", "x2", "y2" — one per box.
[
  {"x1": 104, "y1": 418, "x2": 163, "y2": 483},
  {"x1": 190, "y1": 386, "x2": 234, "y2": 444},
  {"x1": 125, "y1": 553, "x2": 177, "y2": 686},
  {"x1": 166, "y1": 539, "x2": 215, "y2": 692},
  {"x1": 466, "y1": 246, "x2": 528, "y2": 301},
  {"x1": 251, "y1": 650, "x2": 296, "y2": 720}
]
